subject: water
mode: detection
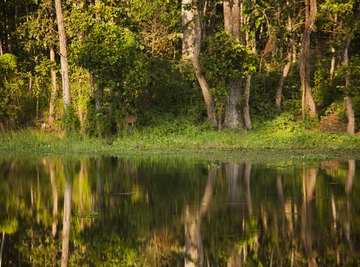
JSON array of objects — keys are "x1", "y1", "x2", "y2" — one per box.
[{"x1": 0, "y1": 156, "x2": 359, "y2": 266}]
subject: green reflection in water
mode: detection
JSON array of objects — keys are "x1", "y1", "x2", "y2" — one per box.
[{"x1": 0, "y1": 157, "x2": 359, "y2": 266}]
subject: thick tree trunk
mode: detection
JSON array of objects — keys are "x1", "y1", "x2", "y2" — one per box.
[
  {"x1": 61, "y1": 178, "x2": 72, "y2": 267},
  {"x1": 55, "y1": 0, "x2": 71, "y2": 109},
  {"x1": 224, "y1": 79, "x2": 241, "y2": 128},
  {"x1": 182, "y1": 0, "x2": 217, "y2": 126},
  {"x1": 344, "y1": 39, "x2": 355, "y2": 135},
  {"x1": 275, "y1": 51, "x2": 292, "y2": 109},
  {"x1": 223, "y1": 0, "x2": 241, "y2": 128},
  {"x1": 49, "y1": 46, "x2": 57, "y2": 128},
  {"x1": 300, "y1": 0, "x2": 317, "y2": 119}
]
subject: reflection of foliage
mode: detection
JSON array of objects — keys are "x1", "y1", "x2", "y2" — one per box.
[{"x1": 0, "y1": 218, "x2": 18, "y2": 234}]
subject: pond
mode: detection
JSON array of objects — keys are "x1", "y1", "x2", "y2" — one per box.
[{"x1": 0, "y1": 155, "x2": 359, "y2": 266}]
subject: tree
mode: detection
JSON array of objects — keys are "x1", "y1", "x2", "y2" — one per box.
[
  {"x1": 182, "y1": 0, "x2": 217, "y2": 127},
  {"x1": 55, "y1": 0, "x2": 71, "y2": 109},
  {"x1": 300, "y1": 0, "x2": 317, "y2": 118}
]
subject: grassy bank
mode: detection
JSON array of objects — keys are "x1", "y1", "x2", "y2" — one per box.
[{"x1": 1, "y1": 119, "x2": 360, "y2": 162}]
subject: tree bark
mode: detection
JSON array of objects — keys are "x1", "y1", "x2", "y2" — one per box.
[
  {"x1": 275, "y1": 51, "x2": 292, "y2": 109},
  {"x1": 55, "y1": 0, "x2": 71, "y2": 109},
  {"x1": 223, "y1": 0, "x2": 241, "y2": 129},
  {"x1": 49, "y1": 46, "x2": 57, "y2": 128},
  {"x1": 344, "y1": 39, "x2": 355, "y2": 135},
  {"x1": 300, "y1": 0, "x2": 317, "y2": 119},
  {"x1": 0, "y1": 232, "x2": 4, "y2": 267},
  {"x1": 243, "y1": 75, "x2": 252, "y2": 130},
  {"x1": 182, "y1": 0, "x2": 217, "y2": 126},
  {"x1": 61, "y1": 178, "x2": 72, "y2": 267}
]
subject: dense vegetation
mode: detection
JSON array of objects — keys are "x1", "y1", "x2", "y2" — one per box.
[{"x1": 1, "y1": 0, "x2": 360, "y2": 141}]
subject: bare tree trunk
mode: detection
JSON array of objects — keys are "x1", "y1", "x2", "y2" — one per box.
[
  {"x1": 275, "y1": 51, "x2": 292, "y2": 109},
  {"x1": 55, "y1": 0, "x2": 71, "y2": 109},
  {"x1": 49, "y1": 46, "x2": 57, "y2": 128},
  {"x1": 329, "y1": 14, "x2": 338, "y2": 82},
  {"x1": 182, "y1": 0, "x2": 217, "y2": 126},
  {"x1": 344, "y1": 39, "x2": 355, "y2": 134},
  {"x1": 61, "y1": 178, "x2": 72, "y2": 267},
  {"x1": 243, "y1": 75, "x2": 252, "y2": 130},
  {"x1": 223, "y1": 0, "x2": 241, "y2": 129},
  {"x1": 300, "y1": 0, "x2": 317, "y2": 119}
]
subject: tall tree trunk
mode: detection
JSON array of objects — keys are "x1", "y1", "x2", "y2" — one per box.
[
  {"x1": 182, "y1": 0, "x2": 217, "y2": 126},
  {"x1": 61, "y1": 177, "x2": 72, "y2": 267},
  {"x1": 329, "y1": 14, "x2": 338, "y2": 83},
  {"x1": 275, "y1": 51, "x2": 292, "y2": 108},
  {"x1": 49, "y1": 46, "x2": 57, "y2": 128},
  {"x1": 55, "y1": 0, "x2": 71, "y2": 109},
  {"x1": 223, "y1": 0, "x2": 241, "y2": 128},
  {"x1": 243, "y1": 75, "x2": 252, "y2": 130},
  {"x1": 300, "y1": 0, "x2": 317, "y2": 119},
  {"x1": 344, "y1": 39, "x2": 355, "y2": 134}
]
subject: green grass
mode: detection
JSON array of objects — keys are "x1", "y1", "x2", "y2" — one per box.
[{"x1": 1, "y1": 119, "x2": 360, "y2": 162}]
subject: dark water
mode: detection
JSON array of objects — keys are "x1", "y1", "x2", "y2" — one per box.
[{"x1": 0, "y1": 156, "x2": 359, "y2": 266}]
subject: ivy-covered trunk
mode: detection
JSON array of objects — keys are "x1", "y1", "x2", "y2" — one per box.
[{"x1": 223, "y1": 0, "x2": 241, "y2": 129}]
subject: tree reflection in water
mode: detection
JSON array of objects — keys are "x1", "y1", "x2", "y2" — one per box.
[{"x1": 0, "y1": 157, "x2": 359, "y2": 266}]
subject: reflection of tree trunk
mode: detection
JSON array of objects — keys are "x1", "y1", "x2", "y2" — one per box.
[
  {"x1": 244, "y1": 163, "x2": 252, "y2": 215},
  {"x1": 185, "y1": 169, "x2": 216, "y2": 267},
  {"x1": 226, "y1": 163, "x2": 241, "y2": 202},
  {"x1": 345, "y1": 160, "x2": 355, "y2": 249},
  {"x1": 50, "y1": 161, "x2": 58, "y2": 237},
  {"x1": 61, "y1": 178, "x2": 73, "y2": 267},
  {"x1": 346, "y1": 160, "x2": 355, "y2": 194},
  {"x1": 301, "y1": 168, "x2": 317, "y2": 267},
  {"x1": 0, "y1": 232, "x2": 4, "y2": 267}
]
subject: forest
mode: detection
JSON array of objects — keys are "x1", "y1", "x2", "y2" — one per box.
[{"x1": 0, "y1": 0, "x2": 360, "y2": 138}]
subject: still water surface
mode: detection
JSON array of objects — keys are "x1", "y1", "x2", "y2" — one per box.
[{"x1": 0, "y1": 156, "x2": 359, "y2": 266}]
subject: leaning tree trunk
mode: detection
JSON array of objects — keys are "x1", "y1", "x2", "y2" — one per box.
[
  {"x1": 182, "y1": 0, "x2": 217, "y2": 127},
  {"x1": 55, "y1": 0, "x2": 71, "y2": 109},
  {"x1": 275, "y1": 51, "x2": 292, "y2": 108},
  {"x1": 344, "y1": 39, "x2": 355, "y2": 134},
  {"x1": 48, "y1": 46, "x2": 57, "y2": 128},
  {"x1": 223, "y1": 0, "x2": 241, "y2": 128},
  {"x1": 300, "y1": 0, "x2": 317, "y2": 119}
]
